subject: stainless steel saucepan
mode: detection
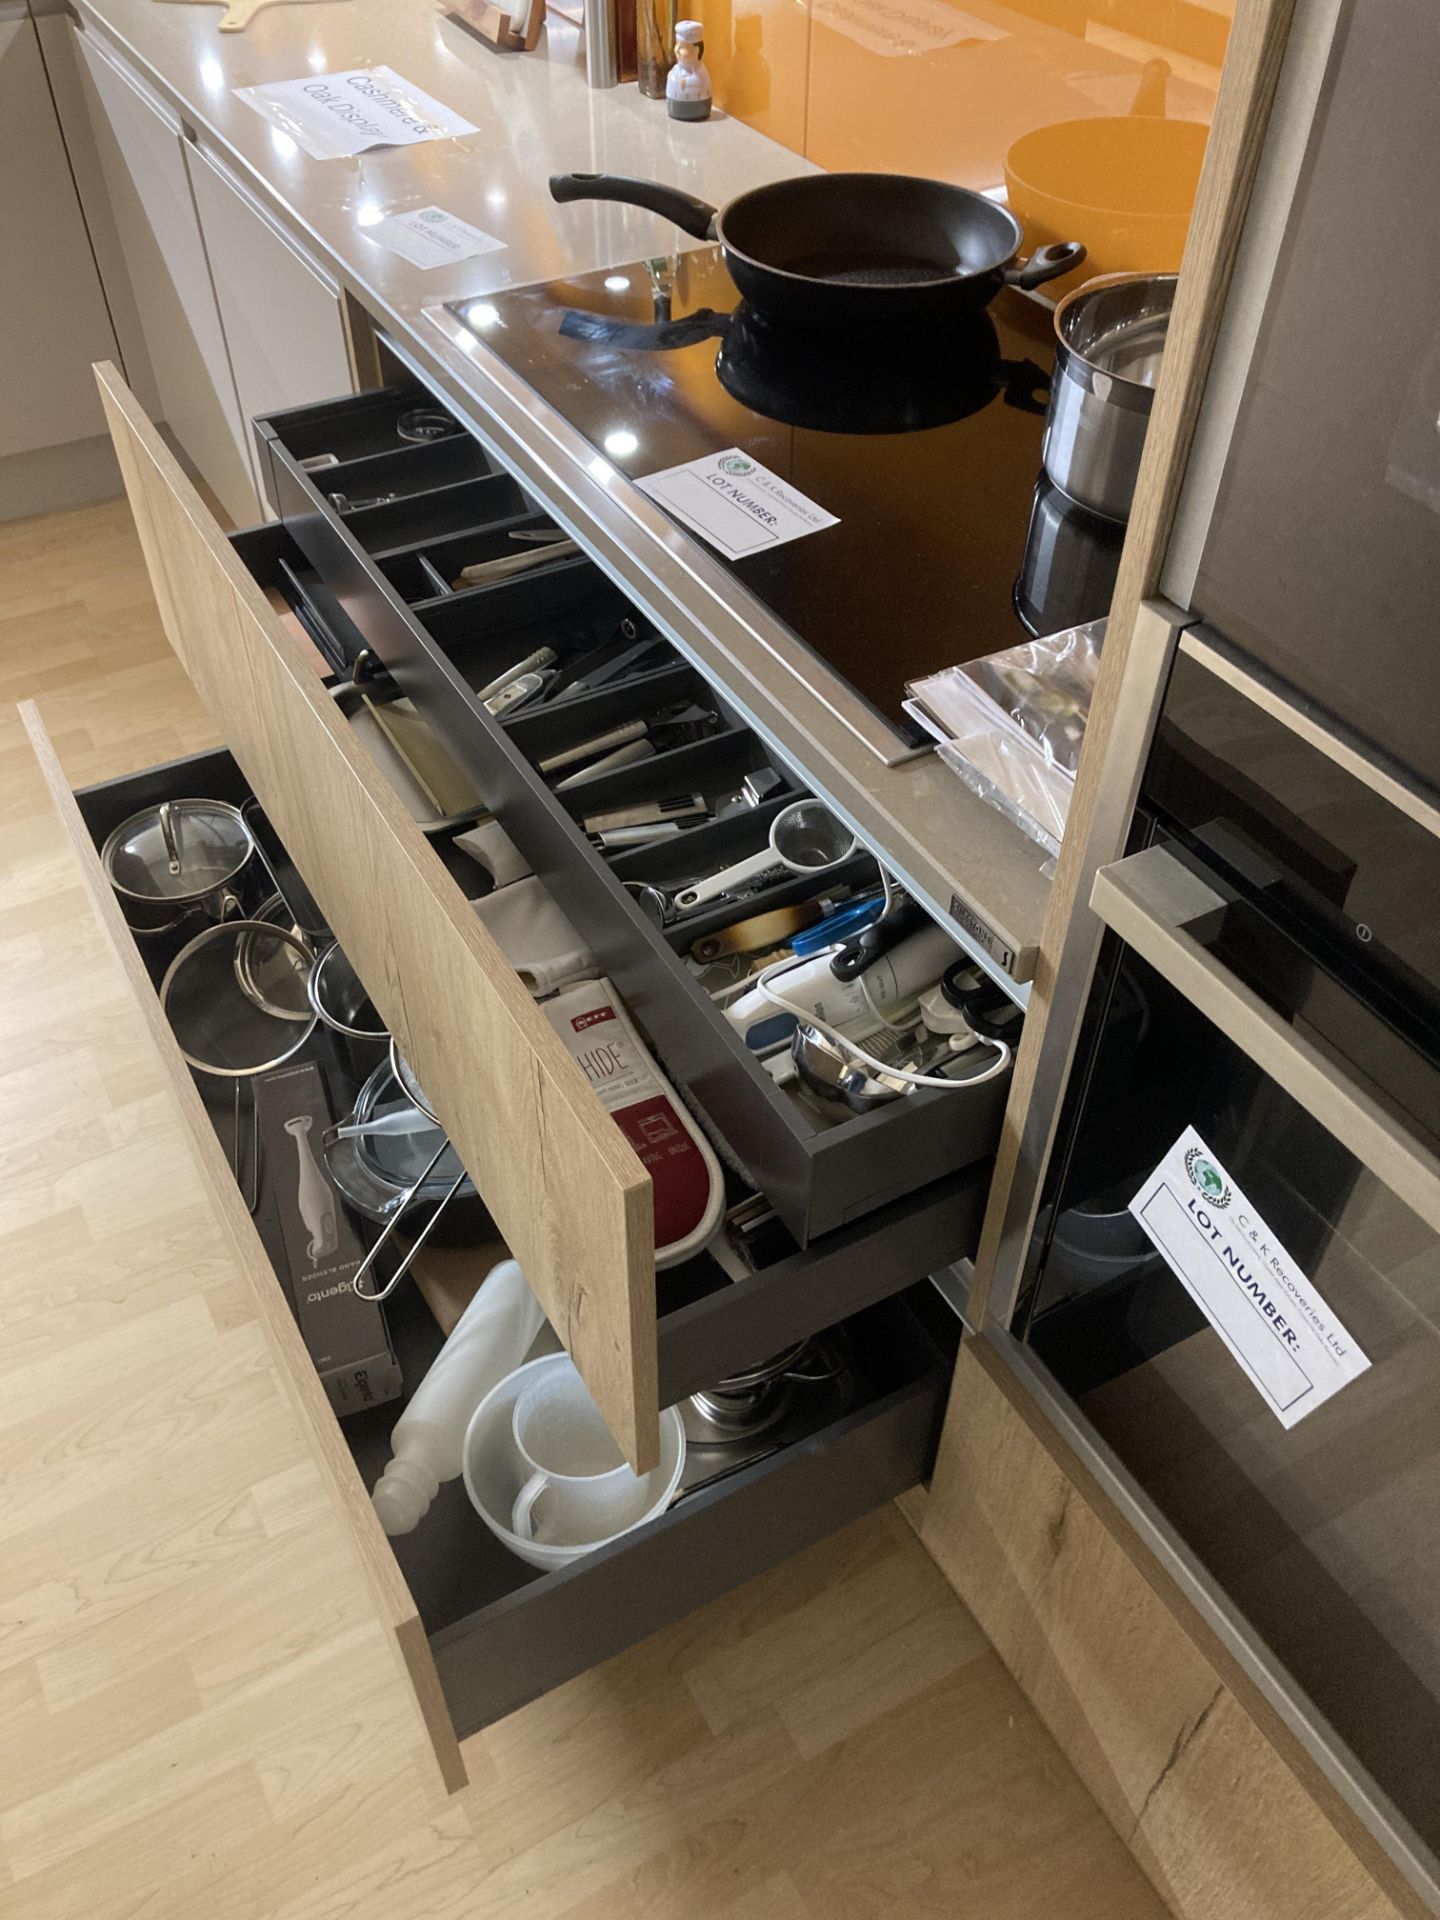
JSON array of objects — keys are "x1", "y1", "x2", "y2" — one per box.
[{"x1": 1041, "y1": 272, "x2": 1176, "y2": 522}]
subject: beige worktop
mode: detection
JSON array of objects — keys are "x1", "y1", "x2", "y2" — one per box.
[
  {"x1": 51, "y1": 0, "x2": 1054, "y2": 986},
  {"x1": 58, "y1": 0, "x2": 811, "y2": 309}
]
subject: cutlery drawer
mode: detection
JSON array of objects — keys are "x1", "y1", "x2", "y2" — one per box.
[
  {"x1": 28, "y1": 703, "x2": 952, "y2": 1775},
  {"x1": 256, "y1": 382, "x2": 1013, "y2": 1246},
  {"x1": 97, "y1": 360, "x2": 998, "y2": 1472}
]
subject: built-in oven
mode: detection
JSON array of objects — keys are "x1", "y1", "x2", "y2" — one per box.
[{"x1": 1012, "y1": 637, "x2": 1440, "y2": 1886}]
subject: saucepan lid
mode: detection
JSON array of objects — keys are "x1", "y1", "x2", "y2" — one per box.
[{"x1": 102, "y1": 798, "x2": 253, "y2": 901}]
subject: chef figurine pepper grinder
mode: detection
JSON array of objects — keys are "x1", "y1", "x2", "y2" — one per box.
[{"x1": 666, "y1": 20, "x2": 712, "y2": 120}]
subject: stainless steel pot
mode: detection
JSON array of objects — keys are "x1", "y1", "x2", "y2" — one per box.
[
  {"x1": 101, "y1": 797, "x2": 258, "y2": 939},
  {"x1": 307, "y1": 941, "x2": 389, "y2": 1084},
  {"x1": 1041, "y1": 273, "x2": 1176, "y2": 523}
]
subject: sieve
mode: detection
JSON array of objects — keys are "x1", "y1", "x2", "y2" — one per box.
[{"x1": 671, "y1": 800, "x2": 858, "y2": 913}]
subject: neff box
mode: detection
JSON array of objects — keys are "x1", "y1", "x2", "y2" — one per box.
[{"x1": 252, "y1": 1060, "x2": 402, "y2": 1417}]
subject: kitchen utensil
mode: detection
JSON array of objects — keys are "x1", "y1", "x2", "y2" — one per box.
[
  {"x1": 549, "y1": 173, "x2": 1084, "y2": 331},
  {"x1": 552, "y1": 737, "x2": 657, "y2": 789},
  {"x1": 456, "y1": 539, "x2": 580, "y2": 586},
  {"x1": 484, "y1": 670, "x2": 552, "y2": 717},
  {"x1": 538, "y1": 718, "x2": 649, "y2": 778},
  {"x1": 232, "y1": 1081, "x2": 260, "y2": 1213},
  {"x1": 582, "y1": 793, "x2": 708, "y2": 834},
  {"x1": 828, "y1": 898, "x2": 930, "y2": 980},
  {"x1": 102, "y1": 797, "x2": 258, "y2": 938},
  {"x1": 1003, "y1": 61, "x2": 1206, "y2": 297},
  {"x1": 284, "y1": 1115, "x2": 339, "y2": 1263},
  {"x1": 241, "y1": 798, "x2": 330, "y2": 945},
  {"x1": 341, "y1": 1039, "x2": 475, "y2": 1299},
  {"x1": 510, "y1": 1366, "x2": 652, "y2": 1544},
  {"x1": 325, "y1": 1107, "x2": 438, "y2": 1145},
  {"x1": 624, "y1": 881, "x2": 674, "y2": 927},
  {"x1": 672, "y1": 799, "x2": 858, "y2": 912},
  {"x1": 307, "y1": 940, "x2": 390, "y2": 1082},
  {"x1": 360, "y1": 695, "x2": 483, "y2": 820},
  {"x1": 371, "y1": 1259, "x2": 545, "y2": 1535},
  {"x1": 1042, "y1": 272, "x2": 1176, "y2": 521},
  {"x1": 396, "y1": 407, "x2": 458, "y2": 443},
  {"x1": 352, "y1": 1152, "x2": 467, "y2": 1301},
  {"x1": 160, "y1": 920, "x2": 316, "y2": 1076},
  {"x1": 325, "y1": 1058, "x2": 478, "y2": 1225},
  {"x1": 789, "y1": 892, "x2": 886, "y2": 958},
  {"x1": 476, "y1": 647, "x2": 560, "y2": 702},
  {"x1": 154, "y1": 0, "x2": 345, "y2": 34},
  {"x1": 328, "y1": 491, "x2": 399, "y2": 512},
  {"x1": 593, "y1": 822, "x2": 684, "y2": 850},
  {"x1": 713, "y1": 767, "x2": 784, "y2": 817},
  {"x1": 462, "y1": 1355, "x2": 687, "y2": 1569},
  {"x1": 689, "y1": 900, "x2": 823, "y2": 963}
]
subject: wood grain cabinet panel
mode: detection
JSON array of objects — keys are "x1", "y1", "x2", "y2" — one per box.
[
  {"x1": 93, "y1": 362, "x2": 661, "y2": 1474},
  {"x1": 922, "y1": 1342, "x2": 1419, "y2": 1920},
  {"x1": 71, "y1": 26, "x2": 260, "y2": 524}
]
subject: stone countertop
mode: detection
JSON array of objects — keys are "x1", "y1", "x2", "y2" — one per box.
[
  {"x1": 64, "y1": 0, "x2": 813, "y2": 316},
  {"x1": 61, "y1": 0, "x2": 1053, "y2": 988}
]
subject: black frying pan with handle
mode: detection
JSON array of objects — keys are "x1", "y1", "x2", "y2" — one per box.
[{"x1": 550, "y1": 171, "x2": 1084, "y2": 329}]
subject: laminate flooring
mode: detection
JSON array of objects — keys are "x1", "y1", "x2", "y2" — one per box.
[{"x1": 0, "y1": 496, "x2": 1170, "y2": 1919}]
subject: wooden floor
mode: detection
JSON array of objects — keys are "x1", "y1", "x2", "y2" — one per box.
[{"x1": 0, "y1": 497, "x2": 1171, "y2": 1919}]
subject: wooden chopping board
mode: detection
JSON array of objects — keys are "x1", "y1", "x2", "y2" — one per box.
[{"x1": 155, "y1": 0, "x2": 348, "y2": 34}]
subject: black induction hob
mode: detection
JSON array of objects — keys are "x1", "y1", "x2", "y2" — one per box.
[{"x1": 445, "y1": 248, "x2": 1119, "y2": 748}]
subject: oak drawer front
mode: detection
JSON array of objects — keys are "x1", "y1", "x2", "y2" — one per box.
[
  {"x1": 95, "y1": 362, "x2": 661, "y2": 1475},
  {"x1": 22, "y1": 703, "x2": 466, "y2": 1798},
  {"x1": 28, "y1": 714, "x2": 951, "y2": 1771},
  {"x1": 255, "y1": 388, "x2": 1011, "y2": 1245}
]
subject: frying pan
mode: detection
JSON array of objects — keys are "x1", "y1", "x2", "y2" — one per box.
[{"x1": 549, "y1": 172, "x2": 1085, "y2": 329}]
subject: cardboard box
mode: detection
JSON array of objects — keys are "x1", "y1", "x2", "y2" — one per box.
[{"x1": 252, "y1": 1060, "x2": 402, "y2": 1417}]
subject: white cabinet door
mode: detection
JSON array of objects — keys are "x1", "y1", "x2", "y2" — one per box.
[
  {"x1": 0, "y1": 5, "x2": 121, "y2": 462},
  {"x1": 72, "y1": 26, "x2": 259, "y2": 525},
  {"x1": 186, "y1": 144, "x2": 354, "y2": 441}
]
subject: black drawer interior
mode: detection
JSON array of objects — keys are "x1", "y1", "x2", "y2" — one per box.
[
  {"x1": 63, "y1": 710, "x2": 954, "y2": 1740},
  {"x1": 255, "y1": 385, "x2": 1012, "y2": 1245}
]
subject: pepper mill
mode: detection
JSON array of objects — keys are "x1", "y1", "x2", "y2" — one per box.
[{"x1": 666, "y1": 19, "x2": 712, "y2": 120}]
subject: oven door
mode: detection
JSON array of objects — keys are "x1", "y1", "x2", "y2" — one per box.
[{"x1": 1015, "y1": 836, "x2": 1440, "y2": 1881}]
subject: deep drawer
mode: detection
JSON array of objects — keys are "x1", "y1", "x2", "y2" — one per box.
[
  {"x1": 255, "y1": 384, "x2": 1011, "y2": 1243},
  {"x1": 27, "y1": 698, "x2": 952, "y2": 1757},
  {"x1": 71, "y1": 699, "x2": 985, "y2": 1410}
]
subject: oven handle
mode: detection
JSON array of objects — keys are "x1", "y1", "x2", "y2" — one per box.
[{"x1": 1091, "y1": 843, "x2": 1440, "y2": 1236}]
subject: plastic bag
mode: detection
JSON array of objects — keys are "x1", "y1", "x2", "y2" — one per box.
[{"x1": 905, "y1": 620, "x2": 1104, "y2": 857}]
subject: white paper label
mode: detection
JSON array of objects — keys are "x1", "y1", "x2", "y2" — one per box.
[
  {"x1": 234, "y1": 69, "x2": 477, "y2": 161},
  {"x1": 1129, "y1": 1127, "x2": 1370, "y2": 1428},
  {"x1": 369, "y1": 206, "x2": 505, "y2": 269},
  {"x1": 637, "y1": 449, "x2": 839, "y2": 561},
  {"x1": 809, "y1": 0, "x2": 1005, "y2": 57}
]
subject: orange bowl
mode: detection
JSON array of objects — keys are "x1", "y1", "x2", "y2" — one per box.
[{"x1": 1004, "y1": 116, "x2": 1209, "y2": 297}]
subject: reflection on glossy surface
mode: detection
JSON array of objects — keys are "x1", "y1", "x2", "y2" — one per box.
[
  {"x1": 445, "y1": 246, "x2": 1073, "y2": 740},
  {"x1": 1013, "y1": 476, "x2": 1123, "y2": 638},
  {"x1": 715, "y1": 305, "x2": 1048, "y2": 436}
]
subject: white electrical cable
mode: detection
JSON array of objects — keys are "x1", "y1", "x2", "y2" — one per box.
[{"x1": 754, "y1": 947, "x2": 1013, "y2": 1091}]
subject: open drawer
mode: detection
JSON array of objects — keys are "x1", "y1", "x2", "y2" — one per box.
[
  {"x1": 96, "y1": 362, "x2": 999, "y2": 1471},
  {"x1": 254, "y1": 381, "x2": 1013, "y2": 1249},
  {"x1": 24, "y1": 697, "x2": 954, "y2": 1781}
]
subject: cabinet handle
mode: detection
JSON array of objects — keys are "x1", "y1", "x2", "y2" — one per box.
[{"x1": 1091, "y1": 843, "x2": 1440, "y2": 1234}]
